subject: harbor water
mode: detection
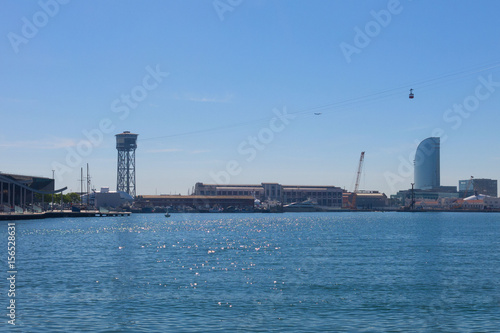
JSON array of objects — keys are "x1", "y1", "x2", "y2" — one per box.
[{"x1": 1, "y1": 212, "x2": 499, "y2": 332}]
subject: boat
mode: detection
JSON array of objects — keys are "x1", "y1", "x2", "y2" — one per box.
[
  {"x1": 283, "y1": 199, "x2": 319, "y2": 212},
  {"x1": 165, "y1": 208, "x2": 171, "y2": 218}
]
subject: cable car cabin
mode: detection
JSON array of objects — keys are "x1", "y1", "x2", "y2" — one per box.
[{"x1": 409, "y1": 89, "x2": 414, "y2": 99}]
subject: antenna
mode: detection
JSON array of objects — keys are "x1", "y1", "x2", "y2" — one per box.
[
  {"x1": 86, "y1": 163, "x2": 89, "y2": 206},
  {"x1": 80, "y1": 167, "x2": 84, "y2": 196}
]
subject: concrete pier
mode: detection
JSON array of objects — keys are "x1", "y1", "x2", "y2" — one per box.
[{"x1": 0, "y1": 210, "x2": 131, "y2": 221}]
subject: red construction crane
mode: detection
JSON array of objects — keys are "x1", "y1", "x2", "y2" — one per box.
[
  {"x1": 463, "y1": 176, "x2": 474, "y2": 198},
  {"x1": 452, "y1": 176, "x2": 474, "y2": 209}
]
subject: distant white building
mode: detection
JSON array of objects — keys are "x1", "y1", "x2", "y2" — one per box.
[
  {"x1": 81, "y1": 187, "x2": 134, "y2": 209},
  {"x1": 462, "y1": 194, "x2": 500, "y2": 210}
]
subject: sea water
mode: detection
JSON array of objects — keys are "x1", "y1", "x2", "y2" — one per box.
[{"x1": 1, "y1": 212, "x2": 499, "y2": 332}]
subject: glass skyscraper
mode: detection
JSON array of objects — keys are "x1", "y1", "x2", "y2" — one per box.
[{"x1": 414, "y1": 137, "x2": 440, "y2": 190}]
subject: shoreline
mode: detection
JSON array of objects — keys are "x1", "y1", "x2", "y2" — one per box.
[{"x1": 1, "y1": 209, "x2": 499, "y2": 221}]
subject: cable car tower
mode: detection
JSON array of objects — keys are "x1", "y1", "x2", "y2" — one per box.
[{"x1": 116, "y1": 131, "x2": 138, "y2": 198}]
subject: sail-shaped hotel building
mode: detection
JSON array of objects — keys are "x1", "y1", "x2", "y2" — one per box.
[{"x1": 414, "y1": 137, "x2": 440, "y2": 190}]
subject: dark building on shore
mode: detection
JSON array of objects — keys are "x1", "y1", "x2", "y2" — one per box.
[
  {"x1": 135, "y1": 195, "x2": 255, "y2": 211},
  {"x1": 392, "y1": 186, "x2": 458, "y2": 205},
  {"x1": 458, "y1": 178, "x2": 497, "y2": 198},
  {"x1": 343, "y1": 191, "x2": 389, "y2": 210},
  {"x1": 0, "y1": 173, "x2": 66, "y2": 212}
]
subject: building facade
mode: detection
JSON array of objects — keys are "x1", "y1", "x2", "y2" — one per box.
[
  {"x1": 136, "y1": 195, "x2": 255, "y2": 211},
  {"x1": 392, "y1": 187, "x2": 458, "y2": 207},
  {"x1": 281, "y1": 185, "x2": 343, "y2": 207},
  {"x1": 194, "y1": 182, "x2": 343, "y2": 208},
  {"x1": 81, "y1": 187, "x2": 134, "y2": 209},
  {"x1": 414, "y1": 137, "x2": 440, "y2": 190},
  {"x1": 343, "y1": 191, "x2": 389, "y2": 209},
  {"x1": 194, "y1": 183, "x2": 265, "y2": 198},
  {"x1": 458, "y1": 178, "x2": 497, "y2": 198},
  {"x1": 0, "y1": 173, "x2": 66, "y2": 212}
]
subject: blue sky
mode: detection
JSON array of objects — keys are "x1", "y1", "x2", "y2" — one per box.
[{"x1": 1, "y1": 0, "x2": 499, "y2": 196}]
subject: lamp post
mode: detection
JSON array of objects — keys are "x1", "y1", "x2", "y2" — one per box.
[
  {"x1": 52, "y1": 170, "x2": 55, "y2": 211},
  {"x1": 410, "y1": 183, "x2": 415, "y2": 211}
]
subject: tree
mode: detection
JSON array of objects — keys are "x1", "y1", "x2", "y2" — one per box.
[{"x1": 65, "y1": 193, "x2": 81, "y2": 204}]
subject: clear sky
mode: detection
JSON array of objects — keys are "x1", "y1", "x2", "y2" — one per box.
[{"x1": 1, "y1": 0, "x2": 499, "y2": 196}]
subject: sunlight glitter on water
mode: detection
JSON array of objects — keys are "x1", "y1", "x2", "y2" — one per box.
[{"x1": 3, "y1": 212, "x2": 500, "y2": 332}]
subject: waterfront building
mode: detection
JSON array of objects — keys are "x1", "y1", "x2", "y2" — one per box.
[
  {"x1": 194, "y1": 182, "x2": 343, "y2": 208},
  {"x1": 343, "y1": 191, "x2": 389, "y2": 210},
  {"x1": 414, "y1": 137, "x2": 440, "y2": 190},
  {"x1": 482, "y1": 195, "x2": 500, "y2": 209},
  {"x1": 0, "y1": 172, "x2": 66, "y2": 212},
  {"x1": 453, "y1": 194, "x2": 500, "y2": 210},
  {"x1": 458, "y1": 178, "x2": 497, "y2": 198},
  {"x1": 392, "y1": 186, "x2": 458, "y2": 207},
  {"x1": 81, "y1": 187, "x2": 134, "y2": 209},
  {"x1": 195, "y1": 183, "x2": 265, "y2": 198},
  {"x1": 135, "y1": 195, "x2": 255, "y2": 211},
  {"x1": 392, "y1": 136, "x2": 460, "y2": 207},
  {"x1": 281, "y1": 185, "x2": 343, "y2": 207}
]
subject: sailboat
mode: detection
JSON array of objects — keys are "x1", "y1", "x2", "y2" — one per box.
[{"x1": 165, "y1": 208, "x2": 171, "y2": 218}]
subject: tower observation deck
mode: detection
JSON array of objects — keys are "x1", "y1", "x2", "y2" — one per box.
[{"x1": 116, "y1": 131, "x2": 138, "y2": 198}]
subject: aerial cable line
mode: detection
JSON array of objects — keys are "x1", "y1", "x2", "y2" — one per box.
[
  {"x1": 292, "y1": 60, "x2": 500, "y2": 117},
  {"x1": 140, "y1": 60, "x2": 500, "y2": 141}
]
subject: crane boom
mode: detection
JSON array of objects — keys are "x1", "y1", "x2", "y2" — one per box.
[
  {"x1": 452, "y1": 175, "x2": 474, "y2": 209},
  {"x1": 463, "y1": 176, "x2": 474, "y2": 198},
  {"x1": 354, "y1": 152, "x2": 365, "y2": 193},
  {"x1": 350, "y1": 151, "x2": 365, "y2": 210}
]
